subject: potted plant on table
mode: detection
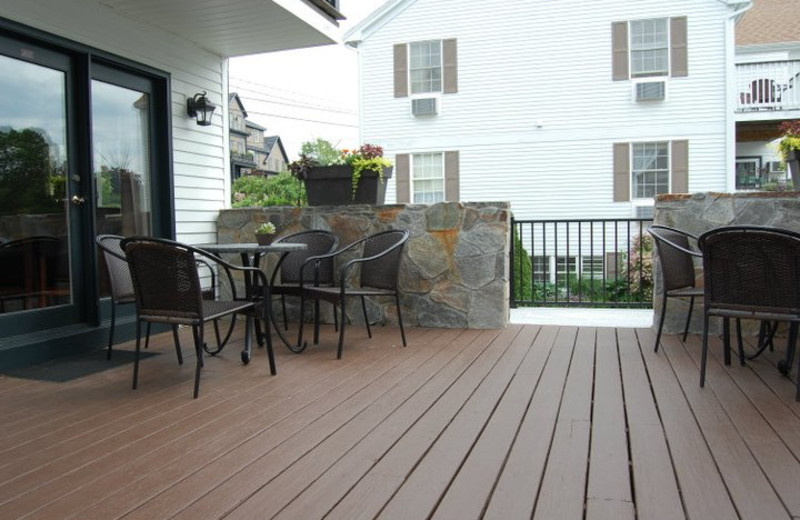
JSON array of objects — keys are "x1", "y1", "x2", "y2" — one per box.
[
  {"x1": 288, "y1": 139, "x2": 393, "y2": 206},
  {"x1": 254, "y1": 221, "x2": 277, "y2": 245},
  {"x1": 777, "y1": 120, "x2": 800, "y2": 190}
]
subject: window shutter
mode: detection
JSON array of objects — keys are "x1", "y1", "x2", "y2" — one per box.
[
  {"x1": 612, "y1": 21, "x2": 629, "y2": 81},
  {"x1": 394, "y1": 43, "x2": 408, "y2": 98},
  {"x1": 671, "y1": 140, "x2": 689, "y2": 193},
  {"x1": 442, "y1": 39, "x2": 458, "y2": 94},
  {"x1": 613, "y1": 143, "x2": 631, "y2": 202},
  {"x1": 395, "y1": 153, "x2": 410, "y2": 203},
  {"x1": 444, "y1": 151, "x2": 459, "y2": 201},
  {"x1": 670, "y1": 17, "x2": 688, "y2": 78}
]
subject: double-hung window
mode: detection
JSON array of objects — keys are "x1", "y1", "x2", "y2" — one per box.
[
  {"x1": 632, "y1": 142, "x2": 670, "y2": 198},
  {"x1": 412, "y1": 152, "x2": 445, "y2": 203},
  {"x1": 409, "y1": 41, "x2": 442, "y2": 94},
  {"x1": 629, "y1": 18, "x2": 669, "y2": 77}
]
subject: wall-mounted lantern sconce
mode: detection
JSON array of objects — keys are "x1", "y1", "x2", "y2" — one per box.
[{"x1": 187, "y1": 91, "x2": 216, "y2": 126}]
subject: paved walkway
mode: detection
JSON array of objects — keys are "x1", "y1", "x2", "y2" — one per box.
[{"x1": 510, "y1": 307, "x2": 653, "y2": 328}]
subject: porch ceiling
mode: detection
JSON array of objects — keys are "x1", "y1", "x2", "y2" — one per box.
[{"x1": 98, "y1": 0, "x2": 343, "y2": 57}]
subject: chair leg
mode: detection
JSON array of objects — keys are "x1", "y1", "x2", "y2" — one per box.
[
  {"x1": 281, "y1": 294, "x2": 288, "y2": 331},
  {"x1": 107, "y1": 300, "x2": 117, "y2": 359},
  {"x1": 723, "y1": 317, "x2": 732, "y2": 366},
  {"x1": 257, "y1": 314, "x2": 276, "y2": 375},
  {"x1": 361, "y1": 296, "x2": 371, "y2": 339},
  {"x1": 701, "y1": 313, "x2": 710, "y2": 387},
  {"x1": 313, "y1": 299, "x2": 321, "y2": 345},
  {"x1": 337, "y1": 298, "x2": 347, "y2": 359},
  {"x1": 682, "y1": 296, "x2": 695, "y2": 342},
  {"x1": 145, "y1": 322, "x2": 152, "y2": 350},
  {"x1": 780, "y1": 322, "x2": 798, "y2": 376},
  {"x1": 395, "y1": 293, "x2": 406, "y2": 347},
  {"x1": 654, "y1": 293, "x2": 669, "y2": 352},
  {"x1": 172, "y1": 324, "x2": 183, "y2": 365},
  {"x1": 132, "y1": 320, "x2": 142, "y2": 390},
  {"x1": 192, "y1": 324, "x2": 203, "y2": 399},
  {"x1": 735, "y1": 319, "x2": 745, "y2": 366}
]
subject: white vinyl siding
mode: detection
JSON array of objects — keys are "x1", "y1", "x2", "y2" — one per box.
[
  {"x1": 412, "y1": 152, "x2": 445, "y2": 203},
  {"x1": 354, "y1": 0, "x2": 731, "y2": 218},
  {"x1": 409, "y1": 40, "x2": 442, "y2": 94},
  {"x1": 630, "y1": 18, "x2": 669, "y2": 77}
]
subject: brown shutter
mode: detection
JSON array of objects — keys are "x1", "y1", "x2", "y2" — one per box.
[
  {"x1": 394, "y1": 43, "x2": 408, "y2": 98},
  {"x1": 442, "y1": 39, "x2": 458, "y2": 94},
  {"x1": 395, "y1": 153, "x2": 410, "y2": 203},
  {"x1": 671, "y1": 140, "x2": 689, "y2": 193},
  {"x1": 670, "y1": 17, "x2": 688, "y2": 78},
  {"x1": 444, "y1": 151, "x2": 459, "y2": 201},
  {"x1": 613, "y1": 143, "x2": 631, "y2": 202},
  {"x1": 612, "y1": 21, "x2": 629, "y2": 81}
]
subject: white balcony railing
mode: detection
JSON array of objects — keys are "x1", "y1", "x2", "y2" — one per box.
[{"x1": 736, "y1": 60, "x2": 800, "y2": 112}]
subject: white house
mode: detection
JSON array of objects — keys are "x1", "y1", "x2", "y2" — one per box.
[
  {"x1": 734, "y1": 0, "x2": 800, "y2": 190},
  {"x1": 346, "y1": 0, "x2": 752, "y2": 221},
  {"x1": 0, "y1": 0, "x2": 343, "y2": 367}
]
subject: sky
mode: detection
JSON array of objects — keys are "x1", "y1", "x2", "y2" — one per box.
[{"x1": 228, "y1": 0, "x2": 390, "y2": 160}]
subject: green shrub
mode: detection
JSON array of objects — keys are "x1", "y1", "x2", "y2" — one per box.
[
  {"x1": 232, "y1": 172, "x2": 306, "y2": 207},
  {"x1": 512, "y1": 230, "x2": 533, "y2": 302}
]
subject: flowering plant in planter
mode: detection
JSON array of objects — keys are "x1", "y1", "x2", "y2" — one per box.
[
  {"x1": 340, "y1": 144, "x2": 393, "y2": 197},
  {"x1": 254, "y1": 221, "x2": 277, "y2": 245},
  {"x1": 288, "y1": 139, "x2": 392, "y2": 200},
  {"x1": 778, "y1": 120, "x2": 800, "y2": 162}
]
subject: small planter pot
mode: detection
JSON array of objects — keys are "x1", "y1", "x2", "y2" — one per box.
[
  {"x1": 787, "y1": 150, "x2": 800, "y2": 190},
  {"x1": 304, "y1": 165, "x2": 393, "y2": 206},
  {"x1": 255, "y1": 233, "x2": 275, "y2": 246}
]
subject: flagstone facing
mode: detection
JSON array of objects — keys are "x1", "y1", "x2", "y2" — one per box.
[{"x1": 217, "y1": 202, "x2": 511, "y2": 329}]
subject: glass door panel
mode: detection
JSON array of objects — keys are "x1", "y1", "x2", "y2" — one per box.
[
  {"x1": 0, "y1": 53, "x2": 72, "y2": 314},
  {"x1": 91, "y1": 76, "x2": 153, "y2": 298}
]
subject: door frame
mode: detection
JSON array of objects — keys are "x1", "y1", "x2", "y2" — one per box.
[{"x1": 0, "y1": 17, "x2": 173, "y2": 366}]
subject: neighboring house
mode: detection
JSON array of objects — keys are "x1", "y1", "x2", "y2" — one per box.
[
  {"x1": 229, "y1": 93, "x2": 290, "y2": 179},
  {"x1": 0, "y1": 0, "x2": 343, "y2": 367},
  {"x1": 734, "y1": 0, "x2": 800, "y2": 190},
  {"x1": 229, "y1": 92, "x2": 257, "y2": 179},
  {"x1": 346, "y1": 0, "x2": 752, "y2": 220},
  {"x1": 263, "y1": 135, "x2": 290, "y2": 173}
]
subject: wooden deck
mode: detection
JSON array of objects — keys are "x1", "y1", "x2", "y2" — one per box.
[{"x1": 1, "y1": 321, "x2": 800, "y2": 520}]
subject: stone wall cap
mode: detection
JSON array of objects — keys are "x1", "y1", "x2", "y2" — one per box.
[{"x1": 656, "y1": 191, "x2": 800, "y2": 201}]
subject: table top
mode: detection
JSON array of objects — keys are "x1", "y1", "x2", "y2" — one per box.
[{"x1": 196, "y1": 242, "x2": 307, "y2": 254}]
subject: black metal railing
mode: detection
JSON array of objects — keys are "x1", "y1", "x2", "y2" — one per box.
[{"x1": 510, "y1": 217, "x2": 653, "y2": 308}]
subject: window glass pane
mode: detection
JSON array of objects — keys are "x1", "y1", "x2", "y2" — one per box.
[
  {"x1": 630, "y1": 18, "x2": 668, "y2": 77},
  {"x1": 410, "y1": 40, "x2": 442, "y2": 94},
  {"x1": 632, "y1": 142, "x2": 669, "y2": 199},
  {"x1": 412, "y1": 152, "x2": 444, "y2": 203}
]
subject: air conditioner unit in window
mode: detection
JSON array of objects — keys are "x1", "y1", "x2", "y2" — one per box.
[
  {"x1": 412, "y1": 97, "x2": 438, "y2": 116},
  {"x1": 634, "y1": 81, "x2": 666, "y2": 102}
]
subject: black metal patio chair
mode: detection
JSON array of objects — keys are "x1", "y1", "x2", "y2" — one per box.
[
  {"x1": 297, "y1": 229, "x2": 409, "y2": 359},
  {"x1": 648, "y1": 226, "x2": 704, "y2": 352},
  {"x1": 697, "y1": 226, "x2": 800, "y2": 400},
  {"x1": 121, "y1": 236, "x2": 275, "y2": 398},
  {"x1": 268, "y1": 230, "x2": 339, "y2": 350}
]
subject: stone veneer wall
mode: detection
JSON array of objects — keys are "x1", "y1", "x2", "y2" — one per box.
[
  {"x1": 216, "y1": 202, "x2": 510, "y2": 329},
  {"x1": 653, "y1": 191, "x2": 800, "y2": 335}
]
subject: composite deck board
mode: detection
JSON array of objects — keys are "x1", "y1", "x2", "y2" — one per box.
[
  {"x1": 2, "y1": 321, "x2": 800, "y2": 519},
  {"x1": 662, "y1": 334, "x2": 790, "y2": 520},
  {"x1": 616, "y1": 328, "x2": 684, "y2": 520}
]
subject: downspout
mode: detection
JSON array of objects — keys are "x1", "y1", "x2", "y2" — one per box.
[{"x1": 723, "y1": 1, "x2": 753, "y2": 192}]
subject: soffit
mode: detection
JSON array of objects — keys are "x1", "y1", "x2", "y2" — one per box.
[{"x1": 98, "y1": 0, "x2": 343, "y2": 57}]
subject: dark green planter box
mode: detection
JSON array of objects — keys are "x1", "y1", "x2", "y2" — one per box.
[
  {"x1": 787, "y1": 150, "x2": 800, "y2": 190},
  {"x1": 304, "y1": 165, "x2": 393, "y2": 206}
]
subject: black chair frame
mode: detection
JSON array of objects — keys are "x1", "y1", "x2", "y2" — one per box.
[
  {"x1": 297, "y1": 229, "x2": 409, "y2": 359},
  {"x1": 121, "y1": 236, "x2": 275, "y2": 398}
]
